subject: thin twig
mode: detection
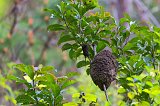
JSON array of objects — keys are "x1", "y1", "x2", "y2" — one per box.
[
  {"x1": 103, "y1": 84, "x2": 109, "y2": 102},
  {"x1": 9, "y1": 1, "x2": 19, "y2": 36},
  {"x1": 92, "y1": 44, "x2": 97, "y2": 56}
]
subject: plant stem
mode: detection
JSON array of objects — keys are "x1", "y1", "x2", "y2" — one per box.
[
  {"x1": 151, "y1": 36, "x2": 156, "y2": 70},
  {"x1": 33, "y1": 79, "x2": 39, "y2": 104},
  {"x1": 103, "y1": 84, "x2": 109, "y2": 102}
]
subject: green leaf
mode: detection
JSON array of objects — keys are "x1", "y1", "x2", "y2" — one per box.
[
  {"x1": 35, "y1": 75, "x2": 47, "y2": 82},
  {"x1": 41, "y1": 66, "x2": 54, "y2": 72},
  {"x1": 61, "y1": 80, "x2": 76, "y2": 89},
  {"x1": 140, "y1": 101, "x2": 150, "y2": 106},
  {"x1": 16, "y1": 94, "x2": 35, "y2": 105},
  {"x1": 7, "y1": 62, "x2": 16, "y2": 69},
  {"x1": 127, "y1": 92, "x2": 135, "y2": 100},
  {"x1": 154, "y1": 31, "x2": 160, "y2": 37},
  {"x1": 25, "y1": 65, "x2": 34, "y2": 80},
  {"x1": 44, "y1": 8, "x2": 61, "y2": 18},
  {"x1": 44, "y1": 8, "x2": 56, "y2": 14},
  {"x1": 62, "y1": 43, "x2": 72, "y2": 51},
  {"x1": 126, "y1": 77, "x2": 134, "y2": 82},
  {"x1": 76, "y1": 60, "x2": 90, "y2": 68},
  {"x1": 150, "y1": 86, "x2": 160, "y2": 96},
  {"x1": 51, "y1": 84, "x2": 61, "y2": 97},
  {"x1": 118, "y1": 87, "x2": 126, "y2": 94},
  {"x1": 123, "y1": 42, "x2": 137, "y2": 51},
  {"x1": 86, "y1": 68, "x2": 90, "y2": 75},
  {"x1": 47, "y1": 24, "x2": 65, "y2": 31},
  {"x1": 58, "y1": 35, "x2": 74, "y2": 45},
  {"x1": 69, "y1": 49, "x2": 75, "y2": 59},
  {"x1": 55, "y1": 94, "x2": 63, "y2": 105},
  {"x1": 83, "y1": 0, "x2": 98, "y2": 10},
  {"x1": 119, "y1": 17, "x2": 130, "y2": 25},
  {"x1": 128, "y1": 83, "x2": 134, "y2": 87},
  {"x1": 14, "y1": 64, "x2": 34, "y2": 80},
  {"x1": 72, "y1": 93, "x2": 80, "y2": 98},
  {"x1": 23, "y1": 75, "x2": 32, "y2": 83},
  {"x1": 57, "y1": 76, "x2": 68, "y2": 84},
  {"x1": 154, "y1": 95, "x2": 160, "y2": 104},
  {"x1": 146, "y1": 81, "x2": 153, "y2": 87},
  {"x1": 45, "y1": 73, "x2": 56, "y2": 84},
  {"x1": 96, "y1": 41, "x2": 107, "y2": 53},
  {"x1": 118, "y1": 101, "x2": 126, "y2": 106},
  {"x1": 84, "y1": 94, "x2": 97, "y2": 102},
  {"x1": 66, "y1": 72, "x2": 80, "y2": 78},
  {"x1": 75, "y1": 48, "x2": 82, "y2": 58},
  {"x1": 63, "y1": 102, "x2": 77, "y2": 106},
  {"x1": 131, "y1": 102, "x2": 139, "y2": 106},
  {"x1": 7, "y1": 75, "x2": 27, "y2": 84}
]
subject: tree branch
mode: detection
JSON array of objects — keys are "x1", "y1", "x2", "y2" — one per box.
[{"x1": 133, "y1": 0, "x2": 160, "y2": 27}]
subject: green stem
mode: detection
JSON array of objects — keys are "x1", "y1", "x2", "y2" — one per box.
[
  {"x1": 151, "y1": 38, "x2": 156, "y2": 70},
  {"x1": 33, "y1": 77, "x2": 38, "y2": 104}
]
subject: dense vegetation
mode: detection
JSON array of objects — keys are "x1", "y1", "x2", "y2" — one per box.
[{"x1": 0, "y1": 0, "x2": 160, "y2": 106}]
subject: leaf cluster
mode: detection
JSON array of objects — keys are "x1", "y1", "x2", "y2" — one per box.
[
  {"x1": 8, "y1": 64, "x2": 79, "y2": 106},
  {"x1": 45, "y1": 0, "x2": 160, "y2": 105}
]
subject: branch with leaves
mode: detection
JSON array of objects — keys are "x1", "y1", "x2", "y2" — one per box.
[
  {"x1": 45, "y1": 0, "x2": 160, "y2": 105},
  {"x1": 6, "y1": 0, "x2": 160, "y2": 105}
]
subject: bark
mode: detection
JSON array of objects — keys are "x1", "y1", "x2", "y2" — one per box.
[{"x1": 117, "y1": 0, "x2": 132, "y2": 18}]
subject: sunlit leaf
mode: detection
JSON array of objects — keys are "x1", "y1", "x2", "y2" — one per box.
[
  {"x1": 37, "y1": 84, "x2": 47, "y2": 89},
  {"x1": 128, "y1": 83, "x2": 134, "y2": 87},
  {"x1": 127, "y1": 92, "x2": 135, "y2": 100},
  {"x1": 63, "y1": 102, "x2": 77, "y2": 106},
  {"x1": 118, "y1": 101, "x2": 126, "y2": 106},
  {"x1": 146, "y1": 81, "x2": 153, "y2": 87},
  {"x1": 23, "y1": 75, "x2": 32, "y2": 83},
  {"x1": 154, "y1": 95, "x2": 160, "y2": 104},
  {"x1": 84, "y1": 94, "x2": 97, "y2": 102},
  {"x1": 126, "y1": 77, "x2": 134, "y2": 82},
  {"x1": 72, "y1": 93, "x2": 80, "y2": 98},
  {"x1": 140, "y1": 101, "x2": 150, "y2": 106},
  {"x1": 14, "y1": 64, "x2": 34, "y2": 80},
  {"x1": 118, "y1": 86, "x2": 126, "y2": 94},
  {"x1": 143, "y1": 89, "x2": 150, "y2": 94}
]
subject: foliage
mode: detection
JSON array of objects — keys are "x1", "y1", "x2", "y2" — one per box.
[
  {"x1": 0, "y1": 74, "x2": 16, "y2": 105},
  {"x1": 64, "y1": 92, "x2": 97, "y2": 106},
  {"x1": 8, "y1": 64, "x2": 79, "y2": 105},
  {"x1": 45, "y1": 0, "x2": 160, "y2": 105},
  {"x1": 0, "y1": 0, "x2": 70, "y2": 73},
  {"x1": 65, "y1": 70, "x2": 119, "y2": 106},
  {"x1": 1, "y1": 0, "x2": 160, "y2": 105},
  {"x1": 45, "y1": 0, "x2": 115, "y2": 73}
]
